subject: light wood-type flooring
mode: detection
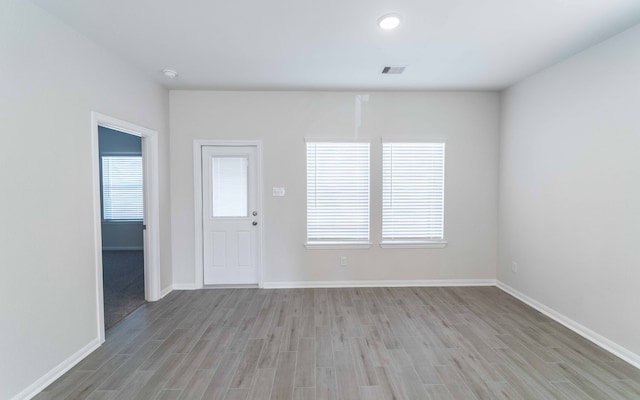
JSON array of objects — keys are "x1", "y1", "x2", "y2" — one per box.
[{"x1": 35, "y1": 287, "x2": 640, "y2": 399}]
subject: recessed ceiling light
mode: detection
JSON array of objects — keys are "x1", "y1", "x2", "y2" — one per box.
[
  {"x1": 162, "y1": 69, "x2": 178, "y2": 78},
  {"x1": 378, "y1": 13, "x2": 401, "y2": 30}
]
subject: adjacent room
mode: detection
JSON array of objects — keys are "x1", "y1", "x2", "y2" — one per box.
[
  {"x1": 99, "y1": 127, "x2": 146, "y2": 330},
  {"x1": 2, "y1": 0, "x2": 640, "y2": 399}
]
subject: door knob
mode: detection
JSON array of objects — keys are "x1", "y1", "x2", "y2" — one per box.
[
  {"x1": 252, "y1": 221, "x2": 258, "y2": 226},
  {"x1": 252, "y1": 211, "x2": 258, "y2": 216}
]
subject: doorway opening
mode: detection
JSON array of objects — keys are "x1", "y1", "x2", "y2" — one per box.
[
  {"x1": 91, "y1": 112, "x2": 161, "y2": 343},
  {"x1": 99, "y1": 127, "x2": 145, "y2": 329}
]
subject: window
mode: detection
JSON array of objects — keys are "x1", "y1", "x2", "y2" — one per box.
[
  {"x1": 382, "y1": 141, "x2": 446, "y2": 247},
  {"x1": 211, "y1": 157, "x2": 248, "y2": 217},
  {"x1": 102, "y1": 156, "x2": 144, "y2": 221},
  {"x1": 306, "y1": 141, "x2": 370, "y2": 247}
]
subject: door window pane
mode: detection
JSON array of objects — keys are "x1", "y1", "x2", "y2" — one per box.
[{"x1": 211, "y1": 157, "x2": 248, "y2": 217}]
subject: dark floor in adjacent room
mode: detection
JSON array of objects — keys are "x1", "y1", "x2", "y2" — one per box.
[
  {"x1": 102, "y1": 250, "x2": 145, "y2": 330},
  {"x1": 35, "y1": 286, "x2": 640, "y2": 400}
]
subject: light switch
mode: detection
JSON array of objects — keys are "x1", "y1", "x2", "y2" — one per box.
[{"x1": 272, "y1": 187, "x2": 286, "y2": 197}]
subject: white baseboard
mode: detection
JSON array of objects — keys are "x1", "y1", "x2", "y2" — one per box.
[
  {"x1": 172, "y1": 283, "x2": 198, "y2": 290},
  {"x1": 11, "y1": 338, "x2": 101, "y2": 400},
  {"x1": 496, "y1": 281, "x2": 640, "y2": 370},
  {"x1": 262, "y1": 279, "x2": 496, "y2": 289},
  {"x1": 159, "y1": 285, "x2": 173, "y2": 299}
]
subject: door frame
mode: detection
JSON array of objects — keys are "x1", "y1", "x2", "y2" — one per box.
[
  {"x1": 91, "y1": 112, "x2": 161, "y2": 343},
  {"x1": 193, "y1": 140, "x2": 264, "y2": 289}
]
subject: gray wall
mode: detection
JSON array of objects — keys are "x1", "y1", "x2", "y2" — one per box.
[
  {"x1": 0, "y1": 2, "x2": 171, "y2": 398},
  {"x1": 499, "y1": 24, "x2": 640, "y2": 357},
  {"x1": 99, "y1": 126, "x2": 143, "y2": 250},
  {"x1": 170, "y1": 91, "x2": 500, "y2": 286}
]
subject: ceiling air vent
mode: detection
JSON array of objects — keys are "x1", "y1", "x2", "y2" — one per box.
[{"x1": 381, "y1": 65, "x2": 407, "y2": 74}]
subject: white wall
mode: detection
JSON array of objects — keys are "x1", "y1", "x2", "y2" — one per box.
[
  {"x1": 0, "y1": 2, "x2": 171, "y2": 398},
  {"x1": 170, "y1": 91, "x2": 500, "y2": 286},
  {"x1": 499, "y1": 24, "x2": 640, "y2": 357}
]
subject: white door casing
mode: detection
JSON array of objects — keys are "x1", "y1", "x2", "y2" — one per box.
[
  {"x1": 202, "y1": 145, "x2": 260, "y2": 285},
  {"x1": 91, "y1": 112, "x2": 161, "y2": 343}
]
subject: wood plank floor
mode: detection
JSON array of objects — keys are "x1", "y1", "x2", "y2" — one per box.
[{"x1": 35, "y1": 287, "x2": 640, "y2": 400}]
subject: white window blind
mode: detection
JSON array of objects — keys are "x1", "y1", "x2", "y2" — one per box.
[
  {"x1": 307, "y1": 142, "x2": 370, "y2": 243},
  {"x1": 102, "y1": 156, "x2": 144, "y2": 221},
  {"x1": 382, "y1": 142, "x2": 445, "y2": 242}
]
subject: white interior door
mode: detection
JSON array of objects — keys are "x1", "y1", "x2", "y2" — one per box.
[{"x1": 202, "y1": 145, "x2": 259, "y2": 285}]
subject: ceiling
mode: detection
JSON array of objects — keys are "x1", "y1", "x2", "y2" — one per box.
[{"x1": 31, "y1": 0, "x2": 640, "y2": 91}]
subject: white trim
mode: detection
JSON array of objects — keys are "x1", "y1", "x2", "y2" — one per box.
[
  {"x1": 173, "y1": 283, "x2": 199, "y2": 290},
  {"x1": 204, "y1": 284, "x2": 259, "y2": 289},
  {"x1": 10, "y1": 338, "x2": 101, "y2": 400},
  {"x1": 159, "y1": 285, "x2": 173, "y2": 299},
  {"x1": 496, "y1": 281, "x2": 640, "y2": 370},
  {"x1": 263, "y1": 279, "x2": 496, "y2": 289},
  {"x1": 379, "y1": 240, "x2": 448, "y2": 249},
  {"x1": 304, "y1": 137, "x2": 372, "y2": 143},
  {"x1": 193, "y1": 143, "x2": 204, "y2": 290},
  {"x1": 193, "y1": 140, "x2": 264, "y2": 289},
  {"x1": 380, "y1": 137, "x2": 447, "y2": 143},
  {"x1": 91, "y1": 112, "x2": 162, "y2": 344},
  {"x1": 305, "y1": 242, "x2": 372, "y2": 249}
]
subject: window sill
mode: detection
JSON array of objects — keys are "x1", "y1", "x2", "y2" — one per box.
[
  {"x1": 305, "y1": 241, "x2": 372, "y2": 249},
  {"x1": 379, "y1": 240, "x2": 448, "y2": 249}
]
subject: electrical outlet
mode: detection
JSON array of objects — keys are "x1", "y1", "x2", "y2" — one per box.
[
  {"x1": 511, "y1": 261, "x2": 518, "y2": 273},
  {"x1": 340, "y1": 256, "x2": 348, "y2": 267}
]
